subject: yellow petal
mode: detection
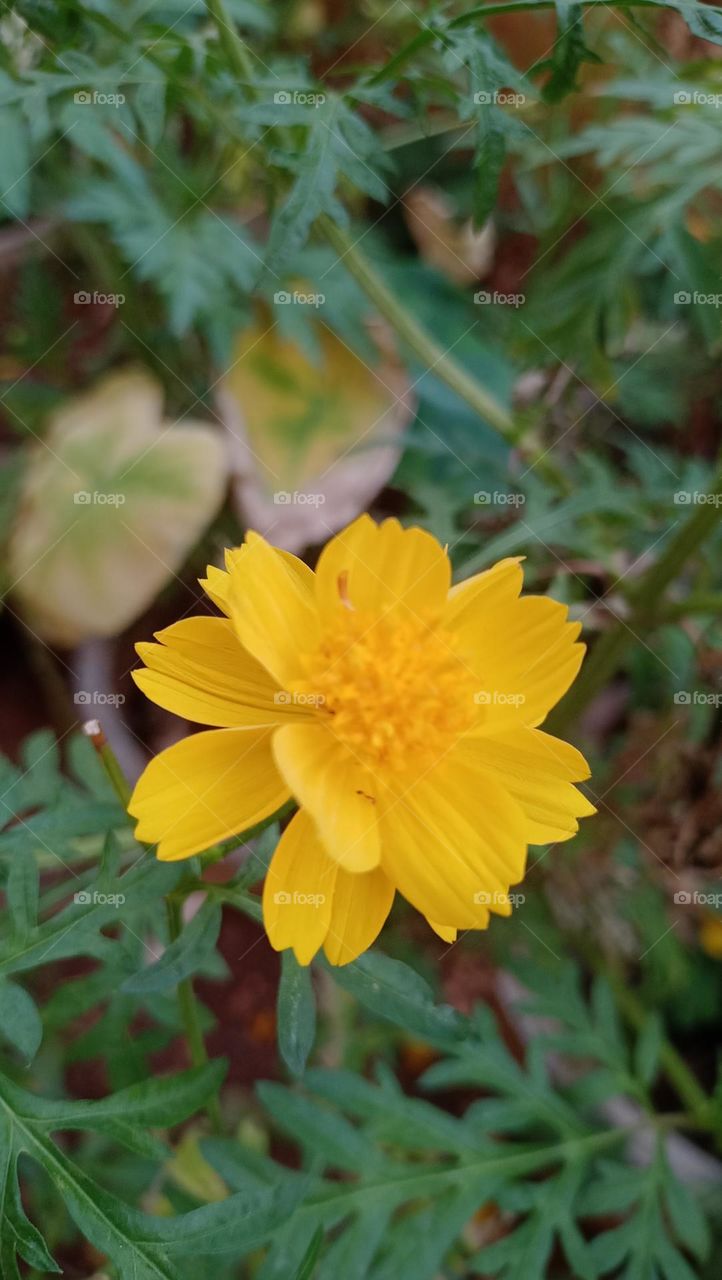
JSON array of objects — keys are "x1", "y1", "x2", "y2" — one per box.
[
  {"x1": 199, "y1": 564, "x2": 234, "y2": 616},
  {"x1": 228, "y1": 533, "x2": 320, "y2": 687},
  {"x1": 426, "y1": 920, "x2": 461, "y2": 943},
  {"x1": 133, "y1": 616, "x2": 311, "y2": 728},
  {"x1": 379, "y1": 750, "x2": 528, "y2": 927},
  {"x1": 324, "y1": 863, "x2": 394, "y2": 966},
  {"x1": 450, "y1": 586, "x2": 585, "y2": 728},
  {"x1": 314, "y1": 516, "x2": 450, "y2": 624},
  {"x1": 200, "y1": 545, "x2": 314, "y2": 618},
  {"x1": 128, "y1": 728, "x2": 290, "y2": 860},
  {"x1": 445, "y1": 557, "x2": 524, "y2": 624},
  {"x1": 262, "y1": 810, "x2": 336, "y2": 964},
  {"x1": 262, "y1": 810, "x2": 393, "y2": 965},
  {"x1": 273, "y1": 724, "x2": 381, "y2": 872},
  {"x1": 461, "y1": 726, "x2": 595, "y2": 844}
]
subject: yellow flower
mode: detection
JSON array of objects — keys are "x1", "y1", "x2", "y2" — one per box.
[{"x1": 128, "y1": 516, "x2": 594, "y2": 965}]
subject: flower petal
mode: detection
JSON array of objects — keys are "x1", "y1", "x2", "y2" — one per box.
[
  {"x1": 132, "y1": 616, "x2": 311, "y2": 728},
  {"x1": 128, "y1": 728, "x2": 290, "y2": 860},
  {"x1": 228, "y1": 533, "x2": 320, "y2": 687},
  {"x1": 379, "y1": 750, "x2": 528, "y2": 927},
  {"x1": 262, "y1": 809, "x2": 394, "y2": 965},
  {"x1": 462, "y1": 726, "x2": 595, "y2": 844},
  {"x1": 445, "y1": 556, "x2": 524, "y2": 624},
  {"x1": 426, "y1": 920, "x2": 462, "y2": 943},
  {"x1": 449, "y1": 584, "x2": 585, "y2": 728},
  {"x1": 324, "y1": 863, "x2": 394, "y2": 966},
  {"x1": 314, "y1": 515, "x2": 450, "y2": 623},
  {"x1": 273, "y1": 724, "x2": 381, "y2": 872},
  {"x1": 262, "y1": 809, "x2": 336, "y2": 964}
]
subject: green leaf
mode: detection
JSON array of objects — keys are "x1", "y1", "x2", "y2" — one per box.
[
  {"x1": 264, "y1": 95, "x2": 389, "y2": 272},
  {"x1": 323, "y1": 950, "x2": 462, "y2": 1046},
  {"x1": 0, "y1": 106, "x2": 31, "y2": 218},
  {"x1": 278, "y1": 952, "x2": 316, "y2": 1078},
  {"x1": 5, "y1": 856, "x2": 39, "y2": 940},
  {"x1": 0, "y1": 980, "x2": 42, "y2": 1062},
  {"x1": 634, "y1": 1013, "x2": 664, "y2": 1087},
  {"x1": 468, "y1": 49, "x2": 506, "y2": 228},
  {"x1": 122, "y1": 899, "x2": 222, "y2": 995},
  {"x1": 542, "y1": 4, "x2": 601, "y2": 104},
  {"x1": 294, "y1": 1226, "x2": 325, "y2": 1280}
]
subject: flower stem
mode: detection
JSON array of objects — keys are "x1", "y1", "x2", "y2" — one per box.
[
  {"x1": 202, "y1": 0, "x2": 514, "y2": 440},
  {"x1": 166, "y1": 897, "x2": 223, "y2": 1134},
  {"x1": 204, "y1": 0, "x2": 256, "y2": 81},
  {"x1": 317, "y1": 215, "x2": 513, "y2": 436},
  {"x1": 550, "y1": 463, "x2": 722, "y2": 731},
  {"x1": 604, "y1": 966, "x2": 712, "y2": 1124},
  {"x1": 82, "y1": 720, "x2": 133, "y2": 808},
  {"x1": 86, "y1": 725, "x2": 222, "y2": 1133}
]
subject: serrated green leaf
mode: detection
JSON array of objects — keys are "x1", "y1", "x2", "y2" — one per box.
[
  {"x1": 0, "y1": 981, "x2": 42, "y2": 1063},
  {"x1": 278, "y1": 952, "x2": 316, "y2": 1078},
  {"x1": 634, "y1": 1013, "x2": 664, "y2": 1087},
  {"x1": 324, "y1": 950, "x2": 462, "y2": 1046},
  {"x1": 122, "y1": 899, "x2": 221, "y2": 994},
  {"x1": 5, "y1": 856, "x2": 38, "y2": 940},
  {"x1": 0, "y1": 106, "x2": 31, "y2": 218}
]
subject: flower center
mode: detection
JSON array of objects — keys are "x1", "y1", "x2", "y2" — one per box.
[{"x1": 299, "y1": 610, "x2": 477, "y2": 776}]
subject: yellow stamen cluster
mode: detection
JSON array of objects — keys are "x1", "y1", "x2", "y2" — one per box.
[{"x1": 301, "y1": 610, "x2": 477, "y2": 776}]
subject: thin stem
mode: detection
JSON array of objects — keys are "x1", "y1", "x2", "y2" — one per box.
[
  {"x1": 550, "y1": 464, "x2": 722, "y2": 731},
  {"x1": 166, "y1": 896, "x2": 222, "y2": 1134},
  {"x1": 606, "y1": 969, "x2": 712, "y2": 1124},
  {"x1": 370, "y1": 0, "x2": 673, "y2": 84},
  {"x1": 205, "y1": 0, "x2": 256, "y2": 82},
  {"x1": 82, "y1": 721, "x2": 133, "y2": 809},
  {"x1": 87, "y1": 727, "x2": 222, "y2": 1133},
  {"x1": 317, "y1": 214, "x2": 513, "y2": 436},
  {"x1": 202, "y1": 0, "x2": 514, "y2": 440},
  {"x1": 662, "y1": 591, "x2": 722, "y2": 621}
]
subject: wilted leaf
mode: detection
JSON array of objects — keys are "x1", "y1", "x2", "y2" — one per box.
[
  {"x1": 404, "y1": 186, "x2": 496, "y2": 285},
  {"x1": 218, "y1": 319, "x2": 411, "y2": 552},
  {"x1": 8, "y1": 370, "x2": 226, "y2": 644}
]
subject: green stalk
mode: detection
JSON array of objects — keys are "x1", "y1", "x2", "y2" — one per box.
[
  {"x1": 166, "y1": 896, "x2": 222, "y2": 1134},
  {"x1": 317, "y1": 214, "x2": 513, "y2": 436},
  {"x1": 550, "y1": 465, "x2": 722, "y2": 731},
  {"x1": 370, "y1": 0, "x2": 681, "y2": 84},
  {"x1": 205, "y1": 0, "x2": 256, "y2": 81},
  {"x1": 606, "y1": 971, "x2": 712, "y2": 1123},
  {"x1": 203, "y1": 0, "x2": 513, "y2": 439},
  {"x1": 87, "y1": 726, "x2": 221, "y2": 1133}
]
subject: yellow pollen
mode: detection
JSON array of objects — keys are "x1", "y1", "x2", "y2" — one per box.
[{"x1": 300, "y1": 611, "x2": 477, "y2": 775}]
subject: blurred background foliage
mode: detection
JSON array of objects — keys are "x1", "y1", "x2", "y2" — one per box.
[{"x1": 1, "y1": 0, "x2": 722, "y2": 1275}]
